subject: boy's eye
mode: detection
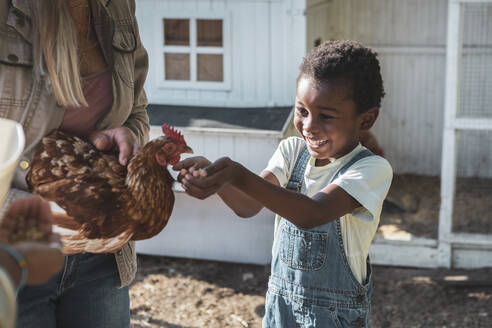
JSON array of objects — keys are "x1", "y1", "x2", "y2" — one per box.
[
  {"x1": 296, "y1": 107, "x2": 308, "y2": 116},
  {"x1": 320, "y1": 114, "x2": 335, "y2": 120}
]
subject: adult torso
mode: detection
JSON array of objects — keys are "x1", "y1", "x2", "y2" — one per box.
[{"x1": 0, "y1": 0, "x2": 142, "y2": 190}]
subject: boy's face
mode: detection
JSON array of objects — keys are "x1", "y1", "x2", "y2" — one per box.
[{"x1": 294, "y1": 76, "x2": 376, "y2": 166}]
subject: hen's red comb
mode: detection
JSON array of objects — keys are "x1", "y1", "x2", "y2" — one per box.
[{"x1": 162, "y1": 124, "x2": 185, "y2": 143}]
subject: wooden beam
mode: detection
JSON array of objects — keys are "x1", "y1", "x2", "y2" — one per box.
[
  {"x1": 373, "y1": 236, "x2": 437, "y2": 247},
  {"x1": 452, "y1": 0, "x2": 492, "y2": 3},
  {"x1": 443, "y1": 233, "x2": 492, "y2": 247},
  {"x1": 454, "y1": 248, "x2": 492, "y2": 268},
  {"x1": 370, "y1": 243, "x2": 438, "y2": 268},
  {"x1": 453, "y1": 118, "x2": 492, "y2": 131},
  {"x1": 150, "y1": 125, "x2": 284, "y2": 138},
  {"x1": 438, "y1": 0, "x2": 464, "y2": 268}
]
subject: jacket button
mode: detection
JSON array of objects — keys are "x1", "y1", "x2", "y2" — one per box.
[
  {"x1": 19, "y1": 160, "x2": 29, "y2": 170},
  {"x1": 8, "y1": 54, "x2": 19, "y2": 63},
  {"x1": 116, "y1": 250, "x2": 123, "y2": 256}
]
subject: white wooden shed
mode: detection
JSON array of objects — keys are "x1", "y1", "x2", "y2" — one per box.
[
  {"x1": 134, "y1": 0, "x2": 305, "y2": 264},
  {"x1": 134, "y1": 0, "x2": 492, "y2": 268}
]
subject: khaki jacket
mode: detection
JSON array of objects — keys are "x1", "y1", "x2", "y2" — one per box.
[{"x1": 0, "y1": 0, "x2": 150, "y2": 287}]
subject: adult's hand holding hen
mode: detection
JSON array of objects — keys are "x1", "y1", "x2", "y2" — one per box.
[{"x1": 88, "y1": 126, "x2": 137, "y2": 166}]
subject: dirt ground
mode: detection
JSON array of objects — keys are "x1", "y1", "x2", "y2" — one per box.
[
  {"x1": 130, "y1": 174, "x2": 492, "y2": 328},
  {"x1": 378, "y1": 174, "x2": 492, "y2": 239},
  {"x1": 130, "y1": 256, "x2": 492, "y2": 328}
]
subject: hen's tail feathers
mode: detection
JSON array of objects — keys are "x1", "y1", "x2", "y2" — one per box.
[{"x1": 52, "y1": 212, "x2": 133, "y2": 255}]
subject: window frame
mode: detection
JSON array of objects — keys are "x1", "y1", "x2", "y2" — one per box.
[{"x1": 156, "y1": 12, "x2": 231, "y2": 91}]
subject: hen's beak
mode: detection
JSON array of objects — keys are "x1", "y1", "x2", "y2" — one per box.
[{"x1": 183, "y1": 146, "x2": 193, "y2": 154}]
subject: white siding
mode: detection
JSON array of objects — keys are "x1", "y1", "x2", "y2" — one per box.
[
  {"x1": 306, "y1": 0, "x2": 492, "y2": 177},
  {"x1": 136, "y1": 0, "x2": 305, "y2": 107},
  {"x1": 136, "y1": 193, "x2": 276, "y2": 264}
]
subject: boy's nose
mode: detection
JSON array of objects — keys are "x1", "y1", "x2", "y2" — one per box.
[{"x1": 303, "y1": 116, "x2": 319, "y2": 134}]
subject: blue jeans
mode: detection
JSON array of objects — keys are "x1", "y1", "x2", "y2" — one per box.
[{"x1": 16, "y1": 253, "x2": 130, "y2": 328}]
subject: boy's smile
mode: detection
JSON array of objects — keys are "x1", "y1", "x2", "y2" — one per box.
[{"x1": 295, "y1": 76, "x2": 369, "y2": 166}]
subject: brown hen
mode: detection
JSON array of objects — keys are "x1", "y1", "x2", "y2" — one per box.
[{"x1": 27, "y1": 125, "x2": 192, "y2": 254}]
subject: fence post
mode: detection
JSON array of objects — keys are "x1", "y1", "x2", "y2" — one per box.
[{"x1": 438, "y1": 0, "x2": 464, "y2": 268}]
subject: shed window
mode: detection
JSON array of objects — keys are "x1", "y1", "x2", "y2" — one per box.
[
  {"x1": 197, "y1": 19, "x2": 222, "y2": 47},
  {"x1": 164, "y1": 19, "x2": 189, "y2": 46},
  {"x1": 163, "y1": 18, "x2": 225, "y2": 84},
  {"x1": 165, "y1": 53, "x2": 190, "y2": 80},
  {"x1": 197, "y1": 54, "x2": 223, "y2": 82}
]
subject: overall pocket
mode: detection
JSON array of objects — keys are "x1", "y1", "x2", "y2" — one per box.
[
  {"x1": 305, "y1": 304, "x2": 343, "y2": 328},
  {"x1": 307, "y1": 304, "x2": 369, "y2": 327},
  {"x1": 279, "y1": 224, "x2": 328, "y2": 270},
  {"x1": 333, "y1": 306, "x2": 368, "y2": 328}
]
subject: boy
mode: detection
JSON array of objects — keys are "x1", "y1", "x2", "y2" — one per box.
[{"x1": 174, "y1": 40, "x2": 392, "y2": 327}]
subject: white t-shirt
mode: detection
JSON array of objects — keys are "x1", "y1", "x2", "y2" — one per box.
[{"x1": 264, "y1": 137, "x2": 393, "y2": 284}]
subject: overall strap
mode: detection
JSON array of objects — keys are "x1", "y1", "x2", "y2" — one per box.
[
  {"x1": 286, "y1": 144, "x2": 310, "y2": 192},
  {"x1": 286, "y1": 144, "x2": 375, "y2": 193},
  {"x1": 330, "y1": 149, "x2": 374, "y2": 183}
]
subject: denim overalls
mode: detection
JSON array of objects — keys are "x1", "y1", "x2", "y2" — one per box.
[{"x1": 263, "y1": 145, "x2": 374, "y2": 328}]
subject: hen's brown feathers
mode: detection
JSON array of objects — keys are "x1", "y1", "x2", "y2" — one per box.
[{"x1": 27, "y1": 130, "x2": 179, "y2": 254}]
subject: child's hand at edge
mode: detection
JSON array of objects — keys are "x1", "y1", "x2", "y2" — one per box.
[
  {"x1": 0, "y1": 196, "x2": 58, "y2": 244},
  {"x1": 0, "y1": 196, "x2": 65, "y2": 285}
]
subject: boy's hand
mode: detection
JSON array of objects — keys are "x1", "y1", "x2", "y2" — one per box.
[
  {"x1": 173, "y1": 156, "x2": 211, "y2": 182},
  {"x1": 174, "y1": 157, "x2": 239, "y2": 199}
]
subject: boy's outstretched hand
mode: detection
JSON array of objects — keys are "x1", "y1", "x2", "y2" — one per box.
[
  {"x1": 173, "y1": 156, "x2": 211, "y2": 180},
  {"x1": 173, "y1": 156, "x2": 240, "y2": 199}
]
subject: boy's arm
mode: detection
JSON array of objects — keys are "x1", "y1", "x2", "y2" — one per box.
[
  {"x1": 216, "y1": 171, "x2": 279, "y2": 218},
  {"x1": 181, "y1": 157, "x2": 360, "y2": 229},
  {"x1": 174, "y1": 157, "x2": 279, "y2": 218}
]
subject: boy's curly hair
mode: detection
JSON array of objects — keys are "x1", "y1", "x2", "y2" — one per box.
[{"x1": 299, "y1": 40, "x2": 385, "y2": 114}]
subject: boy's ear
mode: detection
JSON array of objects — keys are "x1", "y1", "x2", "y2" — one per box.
[{"x1": 359, "y1": 107, "x2": 379, "y2": 131}]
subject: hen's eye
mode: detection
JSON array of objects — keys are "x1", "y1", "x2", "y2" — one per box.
[{"x1": 164, "y1": 144, "x2": 175, "y2": 152}]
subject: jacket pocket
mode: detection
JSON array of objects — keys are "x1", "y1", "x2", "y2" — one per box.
[
  {"x1": 0, "y1": 32, "x2": 33, "y2": 67},
  {"x1": 112, "y1": 21, "x2": 137, "y2": 88},
  {"x1": 0, "y1": 33, "x2": 32, "y2": 119},
  {"x1": 279, "y1": 223, "x2": 328, "y2": 270}
]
